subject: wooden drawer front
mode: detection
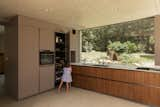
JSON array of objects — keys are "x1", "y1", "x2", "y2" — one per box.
[
  {"x1": 133, "y1": 85, "x2": 150, "y2": 104},
  {"x1": 84, "y1": 67, "x2": 97, "y2": 77},
  {"x1": 110, "y1": 69, "x2": 134, "y2": 83},
  {"x1": 106, "y1": 80, "x2": 134, "y2": 99},
  {"x1": 149, "y1": 87, "x2": 160, "y2": 106},
  {"x1": 72, "y1": 74, "x2": 83, "y2": 87},
  {"x1": 72, "y1": 66, "x2": 80, "y2": 74},
  {"x1": 72, "y1": 73, "x2": 160, "y2": 107},
  {"x1": 102, "y1": 68, "x2": 112, "y2": 79},
  {"x1": 147, "y1": 73, "x2": 160, "y2": 87},
  {"x1": 134, "y1": 71, "x2": 145, "y2": 85},
  {"x1": 132, "y1": 86, "x2": 160, "y2": 106},
  {"x1": 96, "y1": 78, "x2": 105, "y2": 93},
  {"x1": 79, "y1": 66, "x2": 88, "y2": 75},
  {"x1": 72, "y1": 74, "x2": 96, "y2": 90},
  {"x1": 134, "y1": 72, "x2": 160, "y2": 87}
]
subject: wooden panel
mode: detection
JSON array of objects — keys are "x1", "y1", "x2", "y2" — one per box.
[
  {"x1": 87, "y1": 77, "x2": 97, "y2": 91},
  {"x1": 87, "y1": 67, "x2": 97, "y2": 77},
  {"x1": 133, "y1": 85, "x2": 150, "y2": 104},
  {"x1": 134, "y1": 71, "x2": 160, "y2": 87},
  {"x1": 111, "y1": 69, "x2": 135, "y2": 83},
  {"x1": 146, "y1": 72, "x2": 160, "y2": 87},
  {"x1": 72, "y1": 65, "x2": 80, "y2": 74},
  {"x1": 71, "y1": 65, "x2": 160, "y2": 107},
  {"x1": 96, "y1": 78, "x2": 105, "y2": 93},
  {"x1": 149, "y1": 87, "x2": 160, "y2": 106},
  {"x1": 40, "y1": 28, "x2": 54, "y2": 51},
  {"x1": 101, "y1": 68, "x2": 112, "y2": 79},
  {"x1": 72, "y1": 74, "x2": 81, "y2": 87},
  {"x1": 39, "y1": 66, "x2": 55, "y2": 92},
  {"x1": 19, "y1": 26, "x2": 39, "y2": 99},
  {"x1": 134, "y1": 71, "x2": 145, "y2": 85}
]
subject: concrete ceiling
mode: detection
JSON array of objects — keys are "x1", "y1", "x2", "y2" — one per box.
[{"x1": 0, "y1": 0, "x2": 160, "y2": 29}]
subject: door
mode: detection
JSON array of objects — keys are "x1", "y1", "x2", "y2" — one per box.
[
  {"x1": 40, "y1": 66, "x2": 55, "y2": 92},
  {"x1": 19, "y1": 26, "x2": 39, "y2": 99}
]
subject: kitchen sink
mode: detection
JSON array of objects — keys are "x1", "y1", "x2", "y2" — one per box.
[
  {"x1": 92, "y1": 64, "x2": 108, "y2": 67},
  {"x1": 136, "y1": 67, "x2": 160, "y2": 71}
]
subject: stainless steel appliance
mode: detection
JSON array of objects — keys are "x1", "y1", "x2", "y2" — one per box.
[{"x1": 40, "y1": 50, "x2": 54, "y2": 65}]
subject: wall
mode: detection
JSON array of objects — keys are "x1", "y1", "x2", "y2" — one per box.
[
  {"x1": 70, "y1": 30, "x2": 81, "y2": 62},
  {"x1": 155, "y1": 15, "x2": 160, "y2": 65},
  {"x1": 5, "y1": 16, "x2": 18, "y2": 98}
]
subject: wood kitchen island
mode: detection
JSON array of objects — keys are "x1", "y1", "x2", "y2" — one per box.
[{"x1": 71, "y1": 64, "x2": 160, "y2": 107}]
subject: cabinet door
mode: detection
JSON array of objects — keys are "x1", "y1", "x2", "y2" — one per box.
[
  {"x1": 40, "y1": 29, "x2": 54, "y2": 51},
  {"x1": 40, "y1": 66, "x2": 55, "y2": 92},
  {"x1": 111, "y1": 69, "x2": 134, "y2": 83},
  {"x1": 106, "y1": 80, "x2": 134, "y2": 99},
  {"x1": 96, "y1": 78, "x2": 105, "y2": 93},
  {"x1": 72, "y1": 66, "x2": 80, "y2": 74},
  {"x1": 149, "y1": 87, "x2": 160, "y2": 106},
  {"x1": 19, "y1": 26, "x2": 39, "y2": 99},
  {"x1": 133, "y1": 85, "x2": 150, "y2": 104}
]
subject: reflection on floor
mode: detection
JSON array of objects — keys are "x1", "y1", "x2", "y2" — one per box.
[
  {"x1": 0, "y1": 74, "x2": 5, "y2": 96},
  {"x1": 0, "y1": 87, "x2": 148, "y2": 107}
]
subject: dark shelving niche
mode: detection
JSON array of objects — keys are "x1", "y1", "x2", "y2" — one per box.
[{"x1": 55, "y1": 32, "x2": 70, "y2": 87}]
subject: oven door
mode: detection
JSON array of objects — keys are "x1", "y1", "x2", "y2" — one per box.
[{"x1": 40, "y1": 51, "x2": 54, "y2": 65}]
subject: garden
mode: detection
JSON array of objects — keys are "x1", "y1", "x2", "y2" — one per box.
[{"x1": 80, "y1": 17, "x2": 155, "y2": 67}]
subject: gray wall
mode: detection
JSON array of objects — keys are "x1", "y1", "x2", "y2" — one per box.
[{"x1": 5, "y1": 16, "x2": 18, "y2": 98}]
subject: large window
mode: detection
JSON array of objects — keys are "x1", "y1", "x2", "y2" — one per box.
[{"x1": 80, "y1": 17, "x2": 155, "y2": 67}]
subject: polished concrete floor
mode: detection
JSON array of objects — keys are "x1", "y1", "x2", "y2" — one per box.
[
  {"x1": 0, "y1": 76, "x2": 149, "y2": 107},
  {"x1": 0, "y1": 74, "x2": 5, "y2": 96}
]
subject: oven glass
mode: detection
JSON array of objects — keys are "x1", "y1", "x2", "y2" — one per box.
[{"x1": 40, "y1": 51, "x2": 54, "y2": 65}]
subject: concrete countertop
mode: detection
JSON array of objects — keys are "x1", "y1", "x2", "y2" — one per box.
[{"x1": 71, "y1": 63, "x2": 160, "y2": 74}]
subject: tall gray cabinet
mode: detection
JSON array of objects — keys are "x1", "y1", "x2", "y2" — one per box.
[
  {"x1": 5, "y1": 15, "x2": 60, "y2": 99},
  {"x1": 39, "y1": 28, "x2": 55, "y2": 93},
  {"x1": 18, "y1": 26, "x2": 40, "y2": 99}
]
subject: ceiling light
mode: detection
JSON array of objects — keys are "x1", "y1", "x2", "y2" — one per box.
[{"x1": 44, "y1": 9, "x2": 49, "y2": 12}]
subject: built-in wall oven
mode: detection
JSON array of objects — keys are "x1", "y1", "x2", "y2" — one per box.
[{"x1": 40, "y1": 50, "x2": 54, "y2": 65}]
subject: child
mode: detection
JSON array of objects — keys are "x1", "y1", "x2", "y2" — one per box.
[{"x1": 58, "y1": 63, "x2": 72, "y2": 93}]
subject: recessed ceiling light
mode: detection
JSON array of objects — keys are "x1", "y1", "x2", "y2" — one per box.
[{"x1": 44, "y1": 9, "x2": 49, "y2": 12}]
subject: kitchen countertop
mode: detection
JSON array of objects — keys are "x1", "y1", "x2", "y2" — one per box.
[{"x1": 71, "y1": 63, "x2": 160, "y2": 73}]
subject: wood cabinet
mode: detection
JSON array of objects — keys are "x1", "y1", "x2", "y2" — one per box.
[
  {"x1": 40, "y1": 66, "x2": 55, "y2": 92},
  {"x1": 40, "y1": 28, "x2": 55, "y2": 51},
  {"x1": 96, "y1": 78, "x2": 105, "y2": 93},
  {"x1": 72, "y1": 65, "x2": 160, "y2": 107},
  {"x1": 133, "y1": 85, "x2": 150, "y2": 104},
  {"x1": 19, "y1": 26, "x2": 39, "y2": 99},
  {"x1": 111, "y1": 69, "x2": 135, "y2": 83}
]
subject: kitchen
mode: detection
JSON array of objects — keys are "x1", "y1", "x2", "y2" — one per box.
[
  {"x1": 5, "y1": 15, "x2": 80, "y2": 99},
  {"x1": 1, "y1": 0, "x2": 160, "y2": 107}
]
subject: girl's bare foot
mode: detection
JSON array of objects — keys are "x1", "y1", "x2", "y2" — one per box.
[{"x1": 58, "y1": 88, "x2": 61, "y2": 93}]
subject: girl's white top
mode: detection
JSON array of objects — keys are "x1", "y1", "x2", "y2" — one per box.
[{"x1": 62, "y1": 67, "x2": 72, "y2": 82}]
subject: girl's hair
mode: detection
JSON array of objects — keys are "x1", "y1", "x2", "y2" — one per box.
[{"x1": 64, "y1": 63, "x2": 70, "y2": 67}]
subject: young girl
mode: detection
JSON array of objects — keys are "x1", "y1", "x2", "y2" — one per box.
[{"x1": 58, "y1": 63, "x2": 72, "y2": 93}]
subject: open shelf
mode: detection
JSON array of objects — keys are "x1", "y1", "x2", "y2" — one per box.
[{"x1": 55, "y1": 32, "x2": 70, "y2": 87}]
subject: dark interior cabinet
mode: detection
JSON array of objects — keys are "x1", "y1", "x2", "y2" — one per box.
[{"x1": 55, "y1": 32, "x2": 70, "y2": 86}]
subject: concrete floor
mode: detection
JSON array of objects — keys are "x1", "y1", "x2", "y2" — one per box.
[
  {"x1": 0, "y1": 74, "x2": 5, "y2": 96},
  {"x1": 0, "y1": 76, "x2": 149, "y2": 107}
]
